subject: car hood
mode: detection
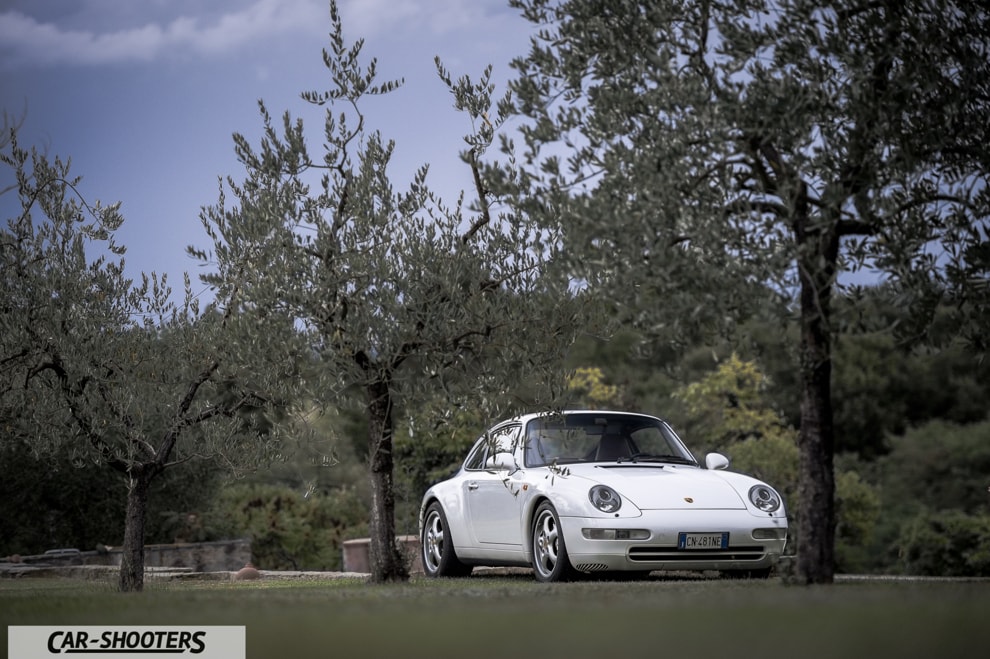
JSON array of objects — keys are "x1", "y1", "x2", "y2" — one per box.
[{"x1": 566, "y1": 464, "x2": 748, "y2": 510}]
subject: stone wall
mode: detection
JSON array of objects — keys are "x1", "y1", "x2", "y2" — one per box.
[
  {"x1": 132, "y1": 539, "x2": 252, "y2": 572},
  {"x1": 6, "y1": 539, "x2": 251, "y2": 573},
  {"x1": 342, "y1": 536, "x2": 422, "y2": 574}
]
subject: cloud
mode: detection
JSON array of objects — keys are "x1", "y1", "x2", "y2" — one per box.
[
  {"x1": 337, "y1": 0, "x2": 504, "y2": 41},
  {"x1": 0, "y1": 0, "x2": 327, "y2": 68}
]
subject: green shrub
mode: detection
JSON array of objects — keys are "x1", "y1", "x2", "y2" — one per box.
[
  {"x1": 879, "y1": 419, "x2": 990, "y2": 516},
  {"x1": 205, "y1": 482, "x2": 368, "y2": 571},
  {"x1": 834, "y1": 470, "x2": 882, "y2": 573},
  {"x1": 896, "y1": 509, "x2": 990, "y2": 577},
  {"x1": 393, "y1": 410, "x2": 481, "y2": 534}
]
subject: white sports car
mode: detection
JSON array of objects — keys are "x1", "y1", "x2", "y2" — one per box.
[{"x1": 419, "y1": 410, "x2": 788, "y2": 581}]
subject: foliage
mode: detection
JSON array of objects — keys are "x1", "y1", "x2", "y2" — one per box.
[
  {"x1": 726, "y1": 432, "x2": 799, "y2": 508},
  {"x1": 240, "y1": 404, "x2": 368, "y2": 501},
  {"x1": 567, "y1": 366, "x2": 622, "y2": 409},
  {"x1": 1, "y1": 116, "x2": 306, "y2": 590},
  {"x1": 0, "y1": 438, "x2": 125, "y2": 554},
  {"x1": 833, "y1": 469, "x2": 882, "y2": 573},
  {"x1": 895, "y1": 509, "x2": 990, "y2": 577},
  {"x1": 503, "y1": 0, "x2": 990, "y2": 583},
  {"x1": 392, "y1": 409, "x2": 482, "y2": 535},
  {"x1": 0, "y1": 428, "x2": 304, "y2": 557},
  {"x1": 830, "y1": 318, "x2": 990, "y2": 458},
  {"x1": 673, "y1": 353, "x2": 789, "y2": 453},
  {"x1": 192, "y1": 2, "x2": 595, "y2": 582},
  {"x1": 205, "y1": 482, "x2": 368, "y2": 572},
  {"x1": 672, "y1": 354, "x2": 881, "y2": 570},
  {"x1": 689, "y1": 293, "x2": 990, "y2": 459},
  {"x1": 878, "y1": 419, "x2": 990, "y2": 517},
  {"x1": 566, "y1": 329, "x2": 682, "y2": 415}
]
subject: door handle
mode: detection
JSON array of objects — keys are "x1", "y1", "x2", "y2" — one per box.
[{"x1": 467, "y1": 482, "x2": 479, "y2": 490}]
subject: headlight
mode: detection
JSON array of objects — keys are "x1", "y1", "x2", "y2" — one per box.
[
  {"x1": 589, "y1": 485, "x2": 622, "y2": 513},
  {"x1": 748, "y1": 485, "x2": 781, "y2": 513}
]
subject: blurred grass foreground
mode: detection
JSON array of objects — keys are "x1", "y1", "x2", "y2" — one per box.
[{"x1": 2, "y1": 574, "x2": 988, "y2": 659}]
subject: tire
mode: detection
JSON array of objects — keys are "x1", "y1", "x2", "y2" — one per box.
[
  {"x1": 531, "y1": 501, "x2": 579, "y2": 582},
  {"x1": 421, "y1": 502, "x2": 472, "y2": 578}
]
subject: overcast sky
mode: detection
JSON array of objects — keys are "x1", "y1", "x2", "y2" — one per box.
[{"x1": 1, "y1": 0, "x2": 533, "y2": 301}]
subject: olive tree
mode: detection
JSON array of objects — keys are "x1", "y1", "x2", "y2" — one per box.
[
  {"x1": 502, "y1": 0, "x2": 989, "y2": 583},
  {"x1": 192, "y1": 3, "x2": 590, "y2": 582},
  {"x1": 1, "y1": 122, "x2": 305, "y2": 592}
]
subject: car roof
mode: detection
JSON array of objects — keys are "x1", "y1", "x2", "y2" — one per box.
[{"x1": 501, "y1": 410, "x2": 664, "y2": 426}]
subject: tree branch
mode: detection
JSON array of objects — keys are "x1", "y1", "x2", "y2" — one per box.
[
  {"x1": 836, "y1": 219, "x2": 875, "y2": 237},
  {"x1": 460, "y1": 150, "x2": 493, "y2": 244}
]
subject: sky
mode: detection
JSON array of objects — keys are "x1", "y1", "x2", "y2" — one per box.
[{"x1": 1, "y1": 0, "x2": 535, "y2": 301}]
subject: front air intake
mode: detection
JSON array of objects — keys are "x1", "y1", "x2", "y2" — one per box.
[{"x1": 628, "y1": 545, "x2": 766, "y2": 562}]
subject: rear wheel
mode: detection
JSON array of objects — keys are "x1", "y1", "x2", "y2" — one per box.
[
  {"x1": 531, "y1": 501, "x2": 579, "y2": 582},
  {"x1": 421, "y1": 502, "x2": 472, "y2": 577}
]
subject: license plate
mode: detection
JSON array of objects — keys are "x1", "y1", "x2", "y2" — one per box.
[{"x1": 678, "y1": 532, "x2": 729, "y2": 549}]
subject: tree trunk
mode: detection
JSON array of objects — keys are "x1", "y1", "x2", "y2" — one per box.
[
  {"x1": 366, "y1": 377, "x2": 409, "y2": 583},
  {"x1": 793, "y1": 200, "x2": 838, "y2": 585},
  {"x1": 119, "y1": 468, "x2": 154, "y2": 592}
]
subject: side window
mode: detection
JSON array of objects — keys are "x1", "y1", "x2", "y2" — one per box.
[
  {"x1": 491, "y1": 425, "x2": 520, "y2": 454},
  {"x1": 484, "y1": 424, "x2": 521, "y2": 469},
  {"x1": 463, "y1": 438, "x2": 488, "y2": 471},
  {"x1": 464, "y1": 424, "x2": 521, "y2": 471}
]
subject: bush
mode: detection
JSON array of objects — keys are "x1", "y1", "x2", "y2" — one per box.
[
  {"x1": 879, "y1": 419, "x2": 990, "y2": 516},
  {"x1": 834, "y1": 470, "x2": 882, "y2": 573},
  {"x1": 0, "y1": 437, "x2": 223, "y2": 555},
  {"x1": 726, "y1": 431, "x2": 799, "y2": 509},
  {"x1": 205, "y1": 482, "x2": 368, "y2": 571},
  {"x1": 392, "y1": 410, "x2": 481, "y2": 534},
  {"x1": 896, "y1": 509, "x2": 990, "y2": 577}
]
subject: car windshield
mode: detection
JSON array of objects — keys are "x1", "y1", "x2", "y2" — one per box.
[{"x1": 523, "y1": 413, "x2": 698, "y2": 467}]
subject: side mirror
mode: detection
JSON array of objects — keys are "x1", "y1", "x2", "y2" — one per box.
[
  {"x1": 705, "y1": 452, "x2": 730, "y2": 470},
  {"x1": 486, "y1": 451, "x2": 518, "y2": 473}
]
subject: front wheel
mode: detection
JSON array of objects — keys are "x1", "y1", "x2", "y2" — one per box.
[
  {"x1": 421, "y1": 502, "x2": 472, "y2": 577},
  {"x1": 531, "y1": 501, "x2": 579, "y2": 582}
]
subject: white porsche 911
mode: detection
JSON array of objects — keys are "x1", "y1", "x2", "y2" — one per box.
[{"x1": 419, "y1": 410, "x2": 788, "y2": 581}]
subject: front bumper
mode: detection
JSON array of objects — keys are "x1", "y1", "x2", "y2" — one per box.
[{"x1": 560, "y1": 509, "x2": 788, "y2": 573}]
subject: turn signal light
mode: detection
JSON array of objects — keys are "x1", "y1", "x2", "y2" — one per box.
[
  {"x1": 582, "y1": 528, "x2": 650, "y2": 540},
  {"x1": 752, "y1": 528, "x2": 785, "y2": 540}
]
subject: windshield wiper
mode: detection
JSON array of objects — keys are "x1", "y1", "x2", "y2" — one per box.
[{"x1": 616, "y1": 453, "x2": 697, "y2": 465}]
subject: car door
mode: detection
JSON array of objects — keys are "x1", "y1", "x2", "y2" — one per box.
[{"x1": 463, "y1": 423, "x2": 525, "y2": 547}]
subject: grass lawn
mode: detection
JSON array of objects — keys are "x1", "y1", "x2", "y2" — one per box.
[{"x1": 2, "y1": 573, "x2": 988, "y2": 659}]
